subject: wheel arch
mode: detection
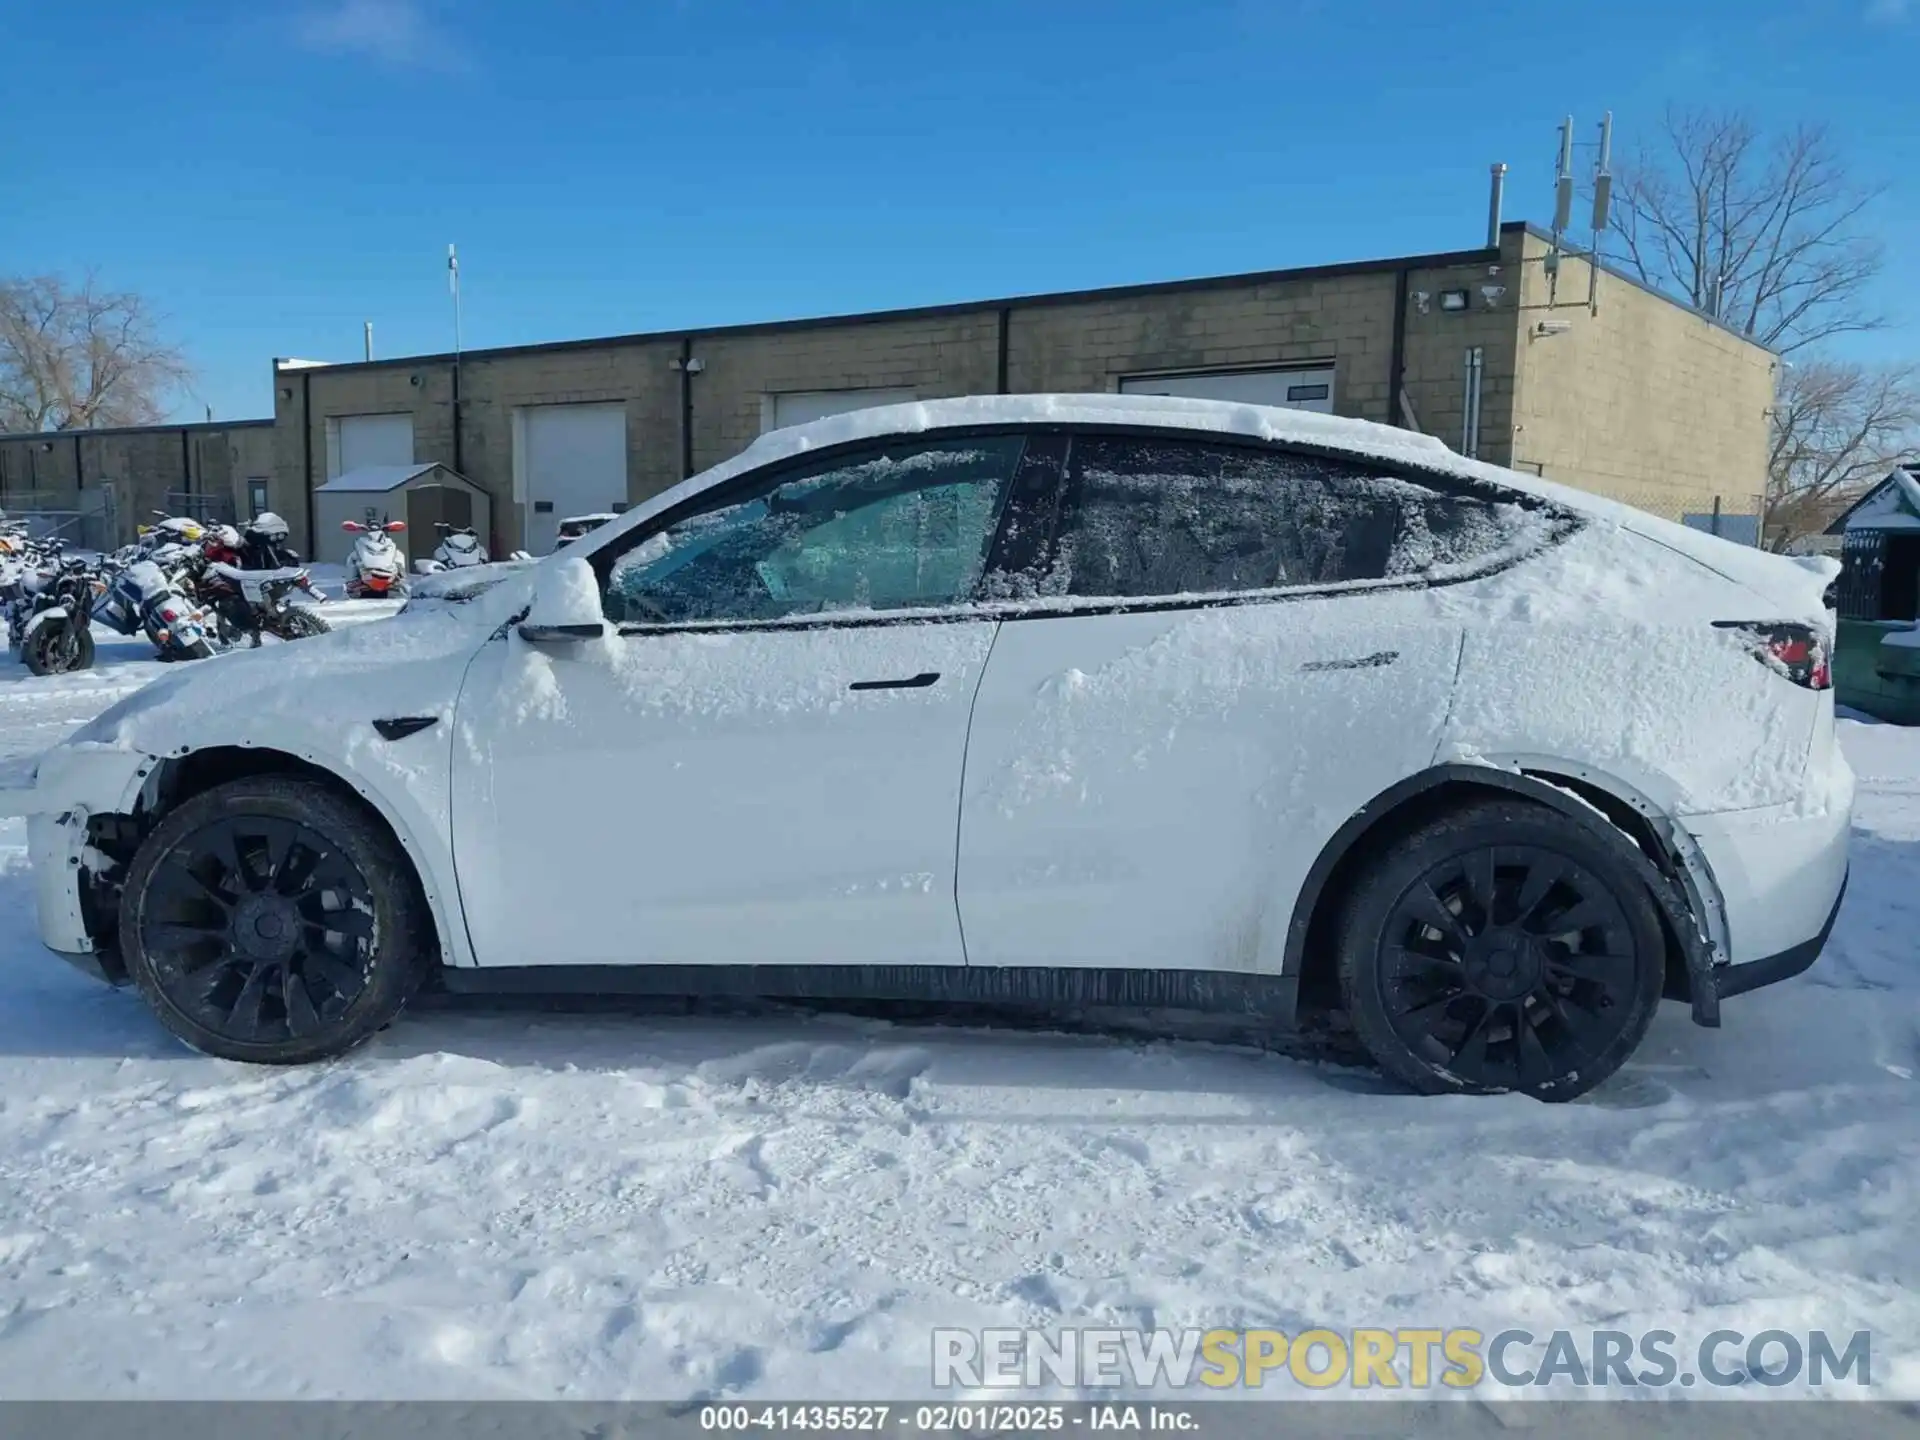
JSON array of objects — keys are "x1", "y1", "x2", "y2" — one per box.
[
  {"x1": 1284, "y1": 761, "x2": 1723, "y2": 1025},
  {"x1": 133, "y1": 744, "x2": 466, "y2": 970}
]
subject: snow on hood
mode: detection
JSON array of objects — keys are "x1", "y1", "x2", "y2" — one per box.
[
  {"x1": 568, "y1": 393, "x2": 1832, "y2": 618},
  {"x1": 64, "y1": 598, "x2": 510, "y2": 756}
]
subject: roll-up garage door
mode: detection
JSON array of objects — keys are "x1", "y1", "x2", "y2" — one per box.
[
  {"x1": 518, "y1": 403, "x2": 628, "y2": 554},
  {"x1": 764, "y1": 387, "x2": 919, "y2": 433},
  {"x1": 1119, "y1": 367, "x2": 1337, "y2": 414}
]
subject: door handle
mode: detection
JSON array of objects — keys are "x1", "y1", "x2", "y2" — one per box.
[
  {"x1": 1299, "y1": 650, "x2": 1399, "y2": 673},
  {"x1": 849, "y1": 671, "x2": 941, "y2": 691}
]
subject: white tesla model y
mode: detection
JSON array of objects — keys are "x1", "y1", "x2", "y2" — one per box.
[{"x1": 0, "y1": 395, "x2": 1852, "y2": 1099}]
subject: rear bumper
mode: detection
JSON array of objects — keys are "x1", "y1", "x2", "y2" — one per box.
[
  {"x1": 1682, "y1": 766, "x2": 1852, "y2": 1007},
  {"x1": 1712, "y1": 869, "x2": 1845, "y2": 1000},
  {"x1": 1683, "y1": 776, "x2": 1852, "y2": 968}
]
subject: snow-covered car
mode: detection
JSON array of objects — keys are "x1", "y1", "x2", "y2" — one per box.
[
  {"x1": 553, "y1": 513, "x2": 617, "y2": 547},
  {"x1": 0, "y1": 395, "x2": 1852, "y2": 1099}
]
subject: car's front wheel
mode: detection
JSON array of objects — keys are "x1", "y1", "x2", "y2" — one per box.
[
  {"x1": 1336, "y1": 800, "x2": 1666, "y2": 1101},
  {"x1": 119, "y1": 777, "x2": 429, "y2": 1064}
]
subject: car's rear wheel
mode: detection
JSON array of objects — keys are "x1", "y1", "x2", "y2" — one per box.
[
  {"x1": 1336, "y1": 800, "x2": 1666, "y2": 1101},
  {"x1": 119, "y1": 777, "x2": 429, "y2": 1064}
]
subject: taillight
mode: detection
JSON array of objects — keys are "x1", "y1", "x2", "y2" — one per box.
[{"x1": 1715, "y1": 620, "x2": 1831, "y2": 690}]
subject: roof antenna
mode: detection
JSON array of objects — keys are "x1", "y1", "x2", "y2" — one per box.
[
  {"x1": 1547, "y1": 115, "x2": 1575, "y2": 303},
  {"x1": 1589, "y1": 112, "x2": 1613, "y2": 315}
]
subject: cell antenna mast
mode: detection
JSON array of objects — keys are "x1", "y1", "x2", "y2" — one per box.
[
  {"x1": 1552, "y1": 114, "x2": 1576, "y2": 235},
  {"x1": 448, "y1": 244, "x2": 462, "y2": 358},
  {"x1": 1589, "y1": 112, "x2": 1614, "y2": 314}
]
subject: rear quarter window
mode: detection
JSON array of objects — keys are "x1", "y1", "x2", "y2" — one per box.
[{"x1": 1044, "y1": 435, "x2": 1556, "y2": 600}]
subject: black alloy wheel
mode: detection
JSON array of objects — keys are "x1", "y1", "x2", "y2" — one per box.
[
  {"x1": 1338, "y1": 800, "x2": 1666, "y2": 1100},
  {"x1": 121, "y1": 778, "x2": 428, "y2": 1063}
]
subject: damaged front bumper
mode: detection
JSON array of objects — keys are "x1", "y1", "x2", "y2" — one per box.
[{"x1": 0, "y1": 744, "x2": 159, "y2": 985}]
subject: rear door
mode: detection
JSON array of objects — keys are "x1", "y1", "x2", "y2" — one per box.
[{"x1": 956, "y1": 432, "x2": 1510, "y2": 975}]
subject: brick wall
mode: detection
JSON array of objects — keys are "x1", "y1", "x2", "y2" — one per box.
[
  {"x1": 280, "y1": 227, "x2": 1775, "y2": 554},
  {"x1": 0, "y1": 421, "x2": 274, "y2": 544},
  {"x1": 463, "y1": 341, "x2": 680, "y2": 551},
  {"x1": 691, "y1": 312, "x2": 1000, "y2": 470},
  {"x1": 1507, "y1": 231, "x2": 1777, "y2": 519},
  {"x1": 1008, "y1": 273, "x2": 1394, "y2": 418}
]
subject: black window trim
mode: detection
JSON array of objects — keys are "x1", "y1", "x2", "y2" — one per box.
[{"x1": 585, "y1": 422, "x2": 1583, "y2": 637}]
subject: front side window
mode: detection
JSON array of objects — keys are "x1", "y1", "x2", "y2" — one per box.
[
  {"x1": 604, "y1": 436, "x2": 1024, "y2": 625},
  {"x1": 1050, "y1": 436, "x2": 1530, "y2": 600}
]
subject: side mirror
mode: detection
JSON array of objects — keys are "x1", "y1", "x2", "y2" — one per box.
[{"x1": 518, "y1": 556, "x2": 607, "y2": 644}]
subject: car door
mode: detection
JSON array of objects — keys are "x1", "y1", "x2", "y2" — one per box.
[
  {"x1": 449, "y1": 432, "x2": 1029, "y2": 970},
  {"x1": 956, "y1": 431, "x2": 1510, "y2": 976}
]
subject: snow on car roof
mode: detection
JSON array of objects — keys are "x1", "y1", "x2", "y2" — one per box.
[{"x1": 586, "y1": 393, "x2": 1833, "y2": 615}]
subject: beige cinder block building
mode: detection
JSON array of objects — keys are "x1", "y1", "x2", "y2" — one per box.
[
  {"x1": 251, "y1": 219, "x2": 1765, "y2": 557},
  {"x1": 0, "y1": 420, "x2": 275, "y2": 547}
]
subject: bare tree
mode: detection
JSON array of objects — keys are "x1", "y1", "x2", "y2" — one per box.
[
  {"x1": 1606, "y1": 110, "x2": 1912, "y2": 548},
  {"x1": 1765, "y1": 360, "x2": 1920, "y2": 550},
  {"x1": 0, "y1": 273, "x2": 196, "y2": 434},
  {"x1": 1611, "y1": 110, "x2": 1884, "y2": 354}
]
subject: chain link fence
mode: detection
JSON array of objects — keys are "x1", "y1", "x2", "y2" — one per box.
[{"x1": 0, "y1": 486, "x2": 120, "y2": 552}]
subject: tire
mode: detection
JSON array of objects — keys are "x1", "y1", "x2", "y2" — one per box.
[
  {"x1": 25, "y1": 619, "x2": 95, "y2": 676},
  {"x1": 271, "y1": 606, "x2": 332, "y2": 640},
  {"x1": 1336, "y1": 799, "x2": 1666, "y2": 1102},
  {"x1": 119, "y1": 777, "x2": 430, "y2": 1064},
  {"x1": 181, "y1": 639, "x2": 216, "y2": 661}
]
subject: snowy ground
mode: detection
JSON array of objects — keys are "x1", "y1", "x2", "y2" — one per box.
[{"x1": 0, "y1": 603, "x2": 1913, "y2": 1404}]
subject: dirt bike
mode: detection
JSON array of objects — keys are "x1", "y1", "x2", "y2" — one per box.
[{"x1": 188, "y1": 529, "x2": 332, "y2": 646}]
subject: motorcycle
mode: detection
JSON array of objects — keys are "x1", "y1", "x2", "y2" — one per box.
[
  {"x1": 13, "y1": 553, "x2": 101, "y2": 676},
  {"x1": 342, "y1": 518, "x2": 408, "y2": 598},
  {"x1": 412, "y1": 523, "x2": 488, "y2": 576},
  {"x1": 190, "y1": 524, "x2": 332, "y2": 646},
  {"x1": 92, "y1": 556, "x2": 217, "y2": 664},
  {"x1": 135, "y1": 514, "x2": 206, "y2": 556}
]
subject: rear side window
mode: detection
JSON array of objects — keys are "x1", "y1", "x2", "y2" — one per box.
[{"x1": 1049, "y1": 436, "x2": 1527, "y2": 600}]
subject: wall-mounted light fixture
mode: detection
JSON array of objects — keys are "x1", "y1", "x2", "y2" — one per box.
[
  {"x1": 1480, "y1": 285, "x2": 1507, "y2": 306},
  {"x1": 1439, "y1": 289, "x2": 1470, "y2": 312},
  {"x1": 1534, "y1": 320, "x2": 1573, "y2": 337}
]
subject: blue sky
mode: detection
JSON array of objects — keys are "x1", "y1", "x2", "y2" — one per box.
[{"x1": 10, "y1": 0, "x2": 1916, "y2": 423}]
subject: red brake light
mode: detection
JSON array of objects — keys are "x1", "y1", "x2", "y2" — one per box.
[{"x1": 1716, "y1": 621, "x2": 1831, "y2": 691}]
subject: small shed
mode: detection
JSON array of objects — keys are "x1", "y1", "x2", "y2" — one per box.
[
  {"x1": 313, "y1": 463, "x2": 492, "y2": 569},
  {"x1": 1826, "y1": 465, "x2": 1920, "y2": 622}
]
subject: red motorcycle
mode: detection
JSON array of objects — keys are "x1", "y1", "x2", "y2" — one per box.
[{"x1": 189, "y1": 525, "x2": 332, "y2": 645}]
